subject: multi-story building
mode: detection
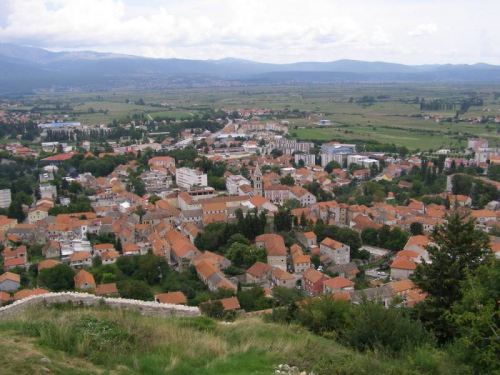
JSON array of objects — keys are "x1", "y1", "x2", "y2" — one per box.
[
  {"x1": 294, "y1": 154, "x2": 316, "y2": 166},
  {"x1": 175, "y1": 168, "x2": 208, "y2": 189},
  {"x1": 39, "y1": 184, "x2": 57, "y2": 199},
  {"x1": 320, "y1": 237, "x2": 350, "y2": 265},
  {"x1": 0, "y1": 189, "x2": 11, "y2": 208},
  {"x1": 226, "y1": 175, "x2": 251, "y2": 195},
  {"x1": 266, "y1": 139, "x2": 314, "y2": 155},
  {"x1": 321, "y1": 142, "x2": 356, "y2": 155}
]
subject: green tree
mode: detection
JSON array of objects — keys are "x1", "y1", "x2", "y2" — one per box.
[
  {"x1": 226, "y1": 242, "x2": 266, "y2": 268},
  {"x1": 451, "y1": 260, "x2": 500, "y2": 373},
  {"x1": 410, "y1": 222, "x2": 424, "y2": 236},
  {"x1": 118, "y1": 280, "x2": 153, "y2": 301},
  {"x1": 324, "y1": 161, "x2": 341, "y2": 174},
  {"x1": 38, "y1": 264, "x2": 75, "y2": 292},
  {"x1": 361, "y1": 227, "x2": 379, "y2": 246},
  {"x1": 411, "y1": 213, "x2": 492, "y2": 342},
  {"x1": 280, "y1": 175, "x2": 295, "y2": 186},
  {"x1": 200, "y1": 300, "x2": 225, "y2": 319},
  {"x1": 282, "y1": 198, "x2": 301, "y2": 211}
]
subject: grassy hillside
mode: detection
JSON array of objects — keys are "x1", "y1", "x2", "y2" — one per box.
[{"x1": 0, "y1": 304, "x2": 467, "y2": 375}]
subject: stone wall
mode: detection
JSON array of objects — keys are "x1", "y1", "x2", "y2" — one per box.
[{"x1": 0, "y1": 292, "x2": 200, "y2": 319}]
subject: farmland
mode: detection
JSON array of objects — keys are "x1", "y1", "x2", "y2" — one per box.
[{"x1": 9, "y1": 82, "x2": 500, "y2": 150}]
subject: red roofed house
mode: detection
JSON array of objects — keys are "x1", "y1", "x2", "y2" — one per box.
[
  {"x1": 255, "y1": 234, "x2": 287, "y2": 270},
  {"x1": 323, "y1": 276, "x2": 355, "y2": 294},
  {"x1": 74, "y1": 269, "x2": 96, "y2": 290},
  {"x1": 296, "y1": 231, "x2": 317, "y2": 249},
  {"x1": 246, "y1": 261, "x2": 273, "y2": 285},
  {"x1": 155, "y1": 291, "x2": 187, "y2": 305},
  {"x1": 271, "y1": 267, "x2": 296, "y2": 289},
  {"x1": 303, "y1": 268, "x2": 329, "y2": 296},
  {"x1": 390, "y1": 255, "x2": 417, "y2": 280}
]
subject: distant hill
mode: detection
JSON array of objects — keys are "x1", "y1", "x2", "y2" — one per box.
[{"x1": 1, "y1": 43, "x2": 500, "y2": 93}]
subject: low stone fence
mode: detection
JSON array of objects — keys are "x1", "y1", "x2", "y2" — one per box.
[{"x1": 0, "y1": 292, "x2": 200, "y2": 319}]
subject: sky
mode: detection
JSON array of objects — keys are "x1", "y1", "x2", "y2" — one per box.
[{"x1": 0, "y1": 0, "x2": 498, "y2": 65}]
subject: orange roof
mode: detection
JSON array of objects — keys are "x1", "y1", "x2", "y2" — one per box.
[
  {"x1": 303, "y1": 268, "x2": 328, "y2": 283},
  {"x1": 93, "y1": 243, "x2": 114, "y2": 251},
  {"x1": 220, "y1": 296, "x2": 240, "y2": 311},
  {"x1": 390, "y1": 279, "x2": 415, "y2": 294},
  {"x1": 14, "y1": 288, "x2": 49, "y2": 300},
  {"x1": 303, "y1": 231, "x2": 316, "y2": 239},
  {"x1": 196, "y1": 259, "x2": 220, "y2": 279},
  {"x1": 0, "y1": 271, "x2": 20, "y2": 284},
  {"x1": 155, "y1": 291, "x2": 188, "y2": 305},
  {"x1": 320, "y1": 237, "x2": 345, "y2": 250},
  {"x1": 273, "y1": 267, "x2": 295, "y2": 281},
  {"x1": 38, "y1": 259, "x2": 60, "y2": 271},
  {"x1": 255, "y1": 234, "x2": 286, "y2": 256},
  {"x1": 69, "y1": 251, "x2": 92, "y2": 262},
  {"x1": 246, "y1": 261, "x2": 273, "y2": 277},
  {"x1": 292, "y1": 253, "x2": 311, "y2": 265},
  {"x1": 390, "y1": 255, "x2": 416, "y2": 270},
  {"x1": 123, "y1": 243, "x2": 139, "y2": 253},
  {"x1": 397, "y1": 249, "x2": 420, "y2": 259},
  {"x1": 323, "y1": 276, "x2": 354, "y2": 290},
  {"x1": 74, "y1": 269, "x2": 96, "y2": 288},
  {"x1": 405, "y1": 235, "x2": 430, "y2": 248},
  {"x1": 4, "y1": 257, "x2": 26, "y2": 268},
  {"x1": 96, "y1": 283, "x2": 118, "y2": 296},
  {"x1": 101, "y1": 250, "x2": 120, "y2": 260}
]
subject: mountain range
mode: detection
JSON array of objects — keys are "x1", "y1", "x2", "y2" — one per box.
[{"x1": 1, "y1": 43, "x2": 500, "y2": 93}]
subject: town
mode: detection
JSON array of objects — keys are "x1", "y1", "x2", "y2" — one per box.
[{"x1": 0, "y1": 108, "x2": 497, "y2": 311}]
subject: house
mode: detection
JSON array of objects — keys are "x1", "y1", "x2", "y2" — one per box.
[
  {"x1": 302, "y1": 268, "x2": 329, "y2": 296},
  {"x1": 96, "y1": 283, "x2": 118, "y2": 296},
  {"x1": 296, "y1": 231, "x2": 317, "y2": 249},
  {"x1": 38, "y1": 259, "x2": 59, "y2": 271},
  {"x1": 219, "y1": 296, "x2": 241, "y2": 311},
  {"x1": 74, "y1": 269, "x2": 96, "y2": 290},
  {"x1": 292, "y1": 253, "x2": 311, "y2": 274},
  {"x1": 255, "y1": 234, "x2": 287, "y2": 270},
  {"x1": 69, "y1": 251, "x2": 92, "y2": 269},
  {"x1": 327, "y1": 262, "x2": 359, "y2": 280},
  {"x1": 323, "y1": 276, "x2": 355, "y2": 294},
  {"x1": 195, "y1": 259, "x2": 236, "y2": 292},
  {"x1": 122, "y1": 243, "x2": 141, "y2": 256},
  {"x1": 0, "y1": 291, "x2": 11, "y2": 306},
  {"x1": 42, "y1": 240, "x2": 61, "y2": 258},
  {"x1": 0, "y1": 272, "x2": 20, "y2": 291},
  {"x1": 93, "y1": 243, "x2": 115, "y2": 256},
  {"x1": 192, "y1": 251, "x2": 231, "y2": 270},
  {"x1": 319, "y1": 237, "x2": 350, "y2": 265},
  {"x1": 246, "y1": 261, "x2": 273, "y2": 285},
  {"x1": 100, "y1": 250, "x2": 120, "y2": 265},
  {"x1": 13, "y1": 288, "x2": 49, "y2": 301},
  {"x1": 154, "y1": 291, "x2": 188, "y2": 305},
  {"x1": 271, "y1": 267, "x2": 296, "y2": 289},
  {"x1": 390, "y1": 255, "x2": 416, "y2": 280}
]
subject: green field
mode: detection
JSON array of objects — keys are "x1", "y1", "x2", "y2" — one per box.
[
  {"x1": 0, "y1": 305, "x2": 467, "y2": 375},
  {"x1": 14, "y1": 82, "x2": 500, "y2": 149}
]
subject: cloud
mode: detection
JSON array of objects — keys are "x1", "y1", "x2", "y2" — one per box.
[
  {"x1": 0, "y1": 0, "x2": 498, "y2": 64},
  {"x1": 408, "y1": 23, "x2": 439, "y2": 37}
]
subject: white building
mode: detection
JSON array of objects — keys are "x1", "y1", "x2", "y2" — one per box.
[
  {"x1": 39, "y1": 184, "x2": 57, "y2": 199},
  {"x1": 226, "y1": 175, "x2": 251, "y2": 195},
  {"x1": 0, "y1": 189, "x2": 11, "y2": 208},
  {"x1": 321, "y1": 153, "x2": 345, "y2": 167},
  {"x1": 347, "y1": 155, "x2": 368, "y2": 167},
  {"x1": 361, "y1": 158, "x2": 380, "y2": 169},
  {"x1": 176, "y1": 168, "x2": 208, "y2": 189},
  {"x1": 294, "y1": 154, "x2": 316, "y2": 166}
]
